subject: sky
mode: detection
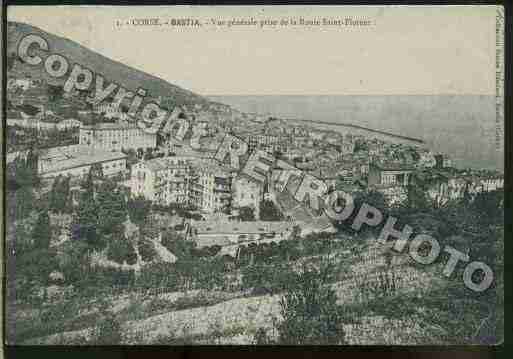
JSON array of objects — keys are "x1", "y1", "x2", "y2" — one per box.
[{"x1": 8, "y1": 5, "x2": 500, "y2": 96}]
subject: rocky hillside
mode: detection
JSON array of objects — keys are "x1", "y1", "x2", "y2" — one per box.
[{"x1": 7, "y1": 21, "x2": 215, "y2": 109}]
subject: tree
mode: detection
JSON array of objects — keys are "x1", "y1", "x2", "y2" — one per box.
[
  {"x1": 90, "y1": 163, "x2": 104, "y2": 179},
  {"x1": 96, "y1": 180, "x2": 128, "y2": 236},
  {"x1": 407, "y1": 174, "x2": 431, "y2": 210},
  {"x1": 11, "y1": 186, "x2": 35, "y2": 222},
  {"x1": 276, "y1": 263, "x2": 346, "y2": 345},
  {"x1": 161, "y1": 230, "x2": 195, "y2": 259},
  {"x1": 49, "y1": 175, "x2": 72, "y2": 213},
  {"x1": 242, "y1": 262, "x2": 295, "y2": 295},
  {"x1": 49, "y1": 175, "x2": 63, "y2": 211},
  {"x1": 17, "y1": 248, "x2": 57, "y2": 285},
  {"x1": 236, "y1": 206, "x2": 256, "y2": 221},
  {"x1": 107, "y1": 232, "x2": 137, "y2": 265},
  {"x1": 128, "y1": 195, "x2": 152, "y2": 227},
  {"x1": 120, "y1": 103, "x2": 130, "y2": 114},
  {"x1": 355, "y1": 190, "x2": 387, "y2": 213},
  {"x1": 32, "y1": 212, "x2": 52, "y2": 250},
  {"x1": 73, "y1": 190, "x2": 101, "y2": 248},
  {"x1": 91, "y1": 311, "x2": 122, "y2": 345},
  {"x1": 194, "y1": 257, "x2": 225, "y2": 290},
  {"x1": 138, "y1": 238, "x2": 157, "y2": 262},
  {"x1": 353, "y1": 140, "x2": 368, "y2": 153},
  {"x1": 260, "y1": 200, "x2": 284, "y2": 221},
  {"x1": 7, "y1": 152, "x2": 39, "y2": 190},
  {"x1": 81, "y1": 168, "x2": 95, "y2": 194},
  {"x1": 469, "y1": 190, "x2": 503, "y2": 227},
  {"x1": 59, "y1": 240, "x2": 91, "y2": 285}
]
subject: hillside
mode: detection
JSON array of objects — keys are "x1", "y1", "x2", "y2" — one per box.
[{"x1": 7, "y1": 21, "x2": 212, "y2": 109}]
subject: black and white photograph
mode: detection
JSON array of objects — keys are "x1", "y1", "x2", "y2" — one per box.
[{"x1": 3, "y1": 5, "x2": 505, "y2": 346}]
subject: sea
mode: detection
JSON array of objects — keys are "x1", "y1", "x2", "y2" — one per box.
[{"x1": 208, "y1": 95, "x2": 503, "y2": 172}]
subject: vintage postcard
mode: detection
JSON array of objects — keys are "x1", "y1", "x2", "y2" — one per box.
[{"x1": 4, "y1": 5, "x2": 504, "y2": 345}]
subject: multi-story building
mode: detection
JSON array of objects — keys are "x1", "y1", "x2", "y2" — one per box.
[
  {"x1": 415, "y1": 149, "x2": 436, "y2": 168},
  {"x1": 425, "y1": 172, "x2": 504, "y2": 207},
  {"x1": 79, "y1": 123, "x2": 157, "y2": 152},
  {"x1": 243, "y1": 133, "x2": 290, "y2": 155},
  {"x1": 57, "y1": 118, "x2": 82, "y2": 130},
  {"x1": 93, "y1": 103, "x2": 133, "y2": 121},
  {"x1": 130, "y1": 154, "x2": 234, "y2": 213},
  {"x1": 340, "y1": 139, "x2": 355, "y2": 155},
  {"x1": 231, "y1": 175, "x2": 264, "y2": 219},
  {"x1": 130, "y1": 156, "x2": 195, "y2": 206},
  {"x1": 368, "y1": 162, "x2": 414, "y2": 187},
  {"x1": 190, "y1": 159, "x2": 233, "y2": 213},
  {"x1": 37, "y1": 144, "x2": 127, "y2": 179},
  {"x1": 7, "y1": 78, "x2": 39, "y2": 91},
  {"x1": 434, "y1": 154, "x2": 452, "y2": 169}
]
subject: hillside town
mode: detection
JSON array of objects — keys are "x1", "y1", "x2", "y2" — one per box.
[
  {"x1": 7, "y1": 74, "x2": 503, "y2": 234},
  {"x1": 7, "y1": 69, "x2": 505, "y2": 271},
  {"x1": 6, "y1": 25, "x2": 504, "y2": 346}
]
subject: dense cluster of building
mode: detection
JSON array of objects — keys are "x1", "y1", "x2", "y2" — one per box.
[{"x1": 6, "y1": 74, "x2": 505, "y2": 253}]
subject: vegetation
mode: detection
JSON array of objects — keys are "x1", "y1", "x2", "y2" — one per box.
[
  {"x1": 161, "y1": 230, "x2": 194, "y2": 259},
  {"x1": 32, "y1": 211, "x2": 52, "y2": 250},
  {"x1": 233, "y1": 206, "x2": 256, "y2": 221},
  {"x1": 91, "y1": 311, "x2": 122, "y2": 345},
  {"x1": 107, "y1": 233, "x2": 137, "y2": 265},
  {"x1": 96, "y1": 179, "x2": 128, "y2": 236},
  {"x1": 72, "y1": 177, "x2": 100, "y2": 248},
  {"x1": 275, "y1": 262, "x2": 346, "y2": 345},
  {"x1": 5, "y1": 121, "x2": 504, "y2": 345},
  {"x1": 49, "y1": 175, "x2": 72, "y2": 213},
  {"x1": 138, "y1": 238, "x2": 158, "y2": 262},
  {"x1": 259, "y1": 200, "x2": 284, "y2": 221},
  {"x1": 128, "y1": 195, "x2": 152, "y2": 228}
]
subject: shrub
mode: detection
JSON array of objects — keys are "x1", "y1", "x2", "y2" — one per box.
[
  {"x1": 260, "y1": 200, "x2": 284, "y2": 221},
  {"x1": 135, "y1": 263, "x2": 179, "y2": 291},
  {"x1": 107, "y1": 238, "x2": 137, "y2": 265},
  {"x1": 241, "y1": 262, "x2": 296, "y2": 295},
  {"x1": 161, "y1": 230, "x2": 195, "y2": 259},
  {"x1": 254, "y1": 328, "x2": 273, "y2": 345},
  {"x1": 276, "y1": 263, "x2": 346, "y2": 345},
  {"x1": 138, "y1": 238, "x2": 157, "y2": 262},
  {"x1": 91, "y1": 312, "x2": 122, "y2": 345}
]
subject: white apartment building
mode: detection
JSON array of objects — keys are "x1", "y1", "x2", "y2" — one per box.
[
  {"x1": 130, "y1": 150, "x2": 234, "y2": 213},
  {"x1": 80, "y1": 123, "x2": 157, "y2": 152},
  {"x1": 57, "y1": 118, "x2": 82, "y2": 130},
  {"x1": 130, "y1": 156, "x2": 195, "y2": 205},
  {"x1": 231, "y1": 175, "x2": 264, "y2": 219},
  {"x1": 190, "y1": 159, "x2": 233, "y2": 213}
]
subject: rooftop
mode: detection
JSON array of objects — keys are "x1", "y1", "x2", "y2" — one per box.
[
  {"x1": 192, "y1": 221, "x2": 292, "y2": 235},
  {"x1": 39, "y1": 145, "x2": 127, "y2": 175},
  {"x1": 372, "y1": 161, "x2": 415, "y2": 171},
  {"x1": 80, "y1": 122, "x2": 145, "y2": 131}
]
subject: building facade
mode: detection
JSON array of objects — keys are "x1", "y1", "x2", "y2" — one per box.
[
  {"x1": 130, "y1": 156, "x2": 234, "y2": 213},
  {"x1": 191, "y1": 220, "x2": 293, "y2": 248},
  {"x1": 190, "y1": 160, "x2": 233, "y2": 213},
  {"x1": 130, "y1": 156, "x2": 195, "y2": 206},
  {"x1": 231, "y1": 175, "x2": 264, "y2": 219},
  {"x1": 37, "y1": 145, "x2": 127, "y2": 179},
  {"x1": 80, "y1": 123, "x2": 157, "y2": 152},
  {"x1": 368, "y1": 163, "x2": 414, "y2": 187}
]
